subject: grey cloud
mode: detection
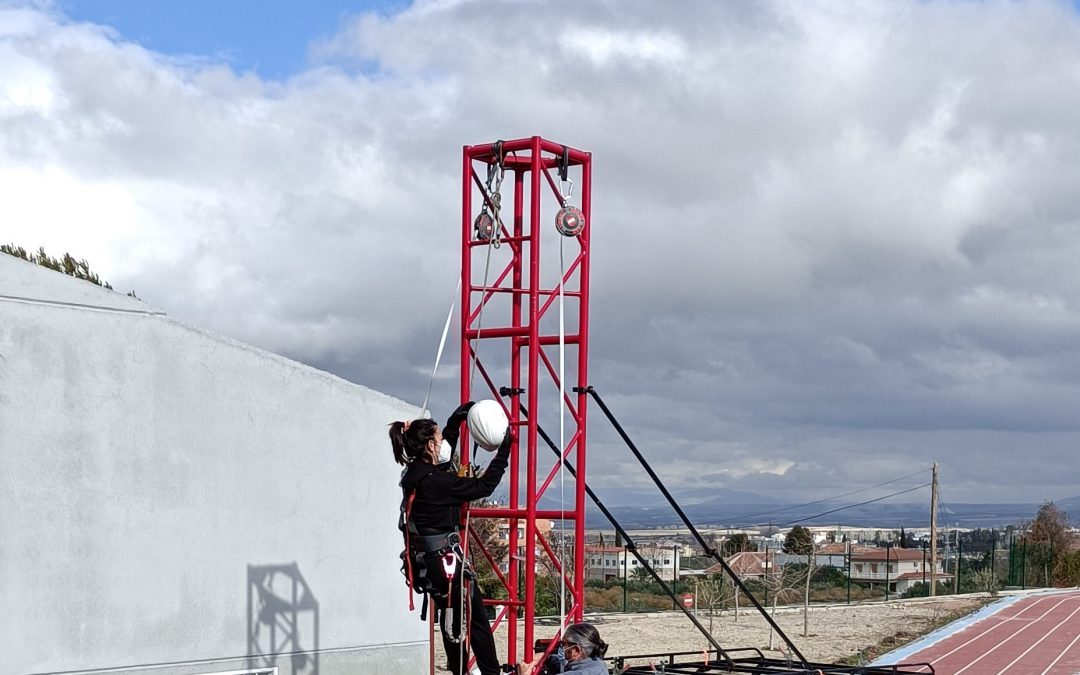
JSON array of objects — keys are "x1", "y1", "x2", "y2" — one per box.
[{"x1": 3, "y1": 0, "x2": 1080, "y2": 505}]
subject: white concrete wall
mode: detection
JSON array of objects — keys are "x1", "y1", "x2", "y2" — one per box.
[{"x1": 0, "y1": 255, "x2": 426, "y2": 675}]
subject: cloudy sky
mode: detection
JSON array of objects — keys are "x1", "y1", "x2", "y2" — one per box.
[{"x1": 3, "y1": 0, "x2": 1080, "y2": 510}]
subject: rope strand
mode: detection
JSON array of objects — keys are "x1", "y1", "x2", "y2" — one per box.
[{"x1": 558, "y1": 232, "x2": 568, "y2": 632}]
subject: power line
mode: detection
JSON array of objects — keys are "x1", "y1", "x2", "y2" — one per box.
[
  {"x1": 784, "y1": 483, "x2": 932, "y2": 527},
  {"x1": 727, "y1": 467, "x2": 932, "y2": 529}
]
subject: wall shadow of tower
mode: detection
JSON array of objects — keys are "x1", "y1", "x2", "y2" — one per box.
[{"x1": 247, "y1": 563, "x2": 320, "y2": 675}]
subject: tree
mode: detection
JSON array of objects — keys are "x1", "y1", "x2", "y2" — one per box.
[
  {"x1": 783, "y1": 526, "x2": 814, "y2": 555},
  {"x1": 760, "y1": 554, "x2": 809, "y2": 650},
  {"x1": 970, "y1": 568, "x2": 1000, "y2": 597},
  {"x1": 722, "y1": 533, "x2": 756, "y2": 556},
  {"x1": 468, "y1": 499, "x2": 509, "y2": 605},
  {"x1": 1054, "y1": 550, "x2": 1080, "y2": 587},
  {"x1": 695, "y1": 574, "x2": 729, "y2": 634},
  {"x1": 532, "y1": 531, "x2": 578, "y2": 616},
  {"x1": 1, "y1": 242, "x2": 138, "y2": 297},
  {"x1": 903, "y1": 529, "x2": 918, "y2": 549},
  {"x1": 1025, "y1": 502, "x2": 1073, "y2": 587},
  {"x1": 2, "y1": 243, "x2": 113, "y2": 289}
]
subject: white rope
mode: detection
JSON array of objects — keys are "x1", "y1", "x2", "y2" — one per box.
[
  {"x1": 421, "y1": 278, "x2": 462, "y2": 419},
  {"x1": 558, "y1": 232, "x2": 568, "y2": 633},
  {"x1": 469, "y1": 233, "x2": 496, "y2": 401}
]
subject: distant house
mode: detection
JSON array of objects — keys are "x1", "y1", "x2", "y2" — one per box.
[
  {"x1": 847, "y1": 547, "x2": 951, "y2": 594},
  {"x1": 696, "y1": 551, "x2": 782, "y2": 581},
  {"x1": 773, "y1": 542, "x2": 881, "y2": 569},
  {"x1": 584, "y1": 545, "x2": 681, "y2": 582},
  {"x1": 495, "y1": 515, "x2": 553, "y2": 572}
]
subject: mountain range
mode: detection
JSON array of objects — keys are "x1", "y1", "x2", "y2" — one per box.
[{"x1": 538, "y1": 488, "x2": 1080, "y2": 530}]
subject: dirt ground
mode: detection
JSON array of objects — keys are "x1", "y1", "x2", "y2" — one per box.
[{"x1": 435, "y1": 595, "x2": 987, "y2": 672}]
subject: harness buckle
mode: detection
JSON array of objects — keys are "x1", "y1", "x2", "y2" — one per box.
[{"x1": 441, "y1": 551, "x2": 458, "y2": 579}]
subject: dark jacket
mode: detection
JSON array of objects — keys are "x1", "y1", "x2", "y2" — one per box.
[{"x1": 400, "y1": 407, "x2": 511, "y2": 535}]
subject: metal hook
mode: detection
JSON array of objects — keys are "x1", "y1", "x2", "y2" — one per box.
[{"x1": 560, "y1": 177, "x2": 574, "y2": 202}]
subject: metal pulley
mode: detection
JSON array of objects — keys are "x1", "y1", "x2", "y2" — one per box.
[
  {"x1": 555, "y1": 173, "x2": 585, "y2": 237},
  {"x1": 476, "y1": 156, "x2": 503, "y2": 245},
  {"x1": 555, "y1": 205, "x2": 585, "y2": 237},
  {"x1": 474, "y1": 209, "x2": 495, "y2": 241}
]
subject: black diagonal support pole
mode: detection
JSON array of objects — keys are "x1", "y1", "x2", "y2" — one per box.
[
  {"x1": 582, "y1": 385, "x2": 811, "y2": 668},
  {"x1": 511, "y1": 397, "x2": 732, "y2": 667}
]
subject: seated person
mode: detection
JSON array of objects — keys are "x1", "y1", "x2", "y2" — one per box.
[{"x1": 520, "y1": 622, "x2": 609, "y2": 674}]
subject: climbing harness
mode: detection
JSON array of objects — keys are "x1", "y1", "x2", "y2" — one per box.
[
  {"x1": 399, "y1": 486, "x2": 469, "y2": 645},
  {"x1": 440, "y1": 550, "x2": 462, "y2": 644}
]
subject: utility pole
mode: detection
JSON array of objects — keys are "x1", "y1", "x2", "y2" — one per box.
[{"x1": 930, "y1": 462, "x2": 939, "y2": 597}]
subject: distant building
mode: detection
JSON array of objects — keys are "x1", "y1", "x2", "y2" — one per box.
[
  {"x1": 494, "y1": 516, "x2": 554, "y2": 572},
  {"x1": 847, "y1": 547, "x2": 952, "y2": 594},
  {"x1": 773, "y1": 542, "x2": 876, "y2": 569},
  {"x1": 584, "y1": 544, "x2": 682, "y2": 582},
  {"x1": 684, "y1": 551, "x2": 787, "y2": 583}
]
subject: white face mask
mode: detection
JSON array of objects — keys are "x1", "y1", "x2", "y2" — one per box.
[{"x1": 436, "y1": 439, "x2": 454, "y2": 464}]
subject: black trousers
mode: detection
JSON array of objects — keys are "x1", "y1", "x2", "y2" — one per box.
[{"x1": 426, "y1": 553, "x2": 499, "y2": 675}]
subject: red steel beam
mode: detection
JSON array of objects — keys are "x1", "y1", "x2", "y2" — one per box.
[{"x1": 460, "y1": 136, "x2": 591, "y2": 664}]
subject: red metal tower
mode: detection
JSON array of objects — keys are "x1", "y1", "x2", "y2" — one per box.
[{"x1": 459, "y1": 137, "x2": 592, "y2": 666}]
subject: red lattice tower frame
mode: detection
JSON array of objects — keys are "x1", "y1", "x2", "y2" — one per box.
[{"x1": 459, "y1": 137, "x2": 591, "y2": 666}]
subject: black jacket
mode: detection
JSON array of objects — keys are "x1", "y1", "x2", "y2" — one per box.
[{"x1": 400, "y1": 407, "x2": 511, "y2": 535}]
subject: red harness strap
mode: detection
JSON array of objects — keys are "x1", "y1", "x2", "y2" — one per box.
[{"x1": 403, "y1": 491, "x2": 417, "y2": 611}]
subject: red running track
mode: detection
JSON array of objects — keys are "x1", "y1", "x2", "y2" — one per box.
[{"x1": 898, "y1": 590, "x2": 1080, "y2": 674}]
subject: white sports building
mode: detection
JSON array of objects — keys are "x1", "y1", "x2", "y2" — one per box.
[{"x1": 1, "y1": 253, "x2": 425, "y2": 675}]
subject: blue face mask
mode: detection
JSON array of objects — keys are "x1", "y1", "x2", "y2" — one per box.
[{"x1": 547, "y1": 645, "x2": 567, "y2": 673}]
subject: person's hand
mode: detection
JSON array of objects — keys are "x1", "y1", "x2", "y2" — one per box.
[
  {"x1": 446, "y1": 401, "x2": 476, "y2": 429},
  {"x1": 452, "y1": 401, "x2": 476, "y2": 417},
  {"x1": 497, "y1": 427, "x2": 514, "y2": 453},
  {"x1": 515, "y1": 658, "x2": 538, "y2": 675}
]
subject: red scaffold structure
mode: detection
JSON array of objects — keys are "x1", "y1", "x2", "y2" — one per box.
[{"x1": 458, "y1": 136, "x2": 591, "y2": 667}]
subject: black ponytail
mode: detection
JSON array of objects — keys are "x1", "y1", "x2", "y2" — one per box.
[{"x1": 389, "y1": 418, "x2": 438, "y2": 466}]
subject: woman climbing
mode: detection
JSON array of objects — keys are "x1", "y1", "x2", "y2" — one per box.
[{"x1": 391, "y1": 401, "x2": 511, "y2": 675}]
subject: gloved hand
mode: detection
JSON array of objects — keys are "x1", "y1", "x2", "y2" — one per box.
[
  {"x1": 497, "y1": 427, "x2": 514, "y2": 454},
  {"x1": 445, "y1": 401, "x2": 476, "y2": 429},
  {"x1": 452, "y1": 401, "x2": 476, "y2": 417}
]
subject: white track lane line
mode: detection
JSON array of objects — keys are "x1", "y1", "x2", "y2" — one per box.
[
  {"x1": 929, "y1": 595, "x2": 1070, "y2": 666},
  {"x1": 992, "y1": 600, "x2": 1080, "y2": 675},
  {"x1": 950, "y1": 596, "x2": 1079, "y2": 674},
  {"x1": 1038, "y1": 625, "x2": 1080, "y2": 675}
]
